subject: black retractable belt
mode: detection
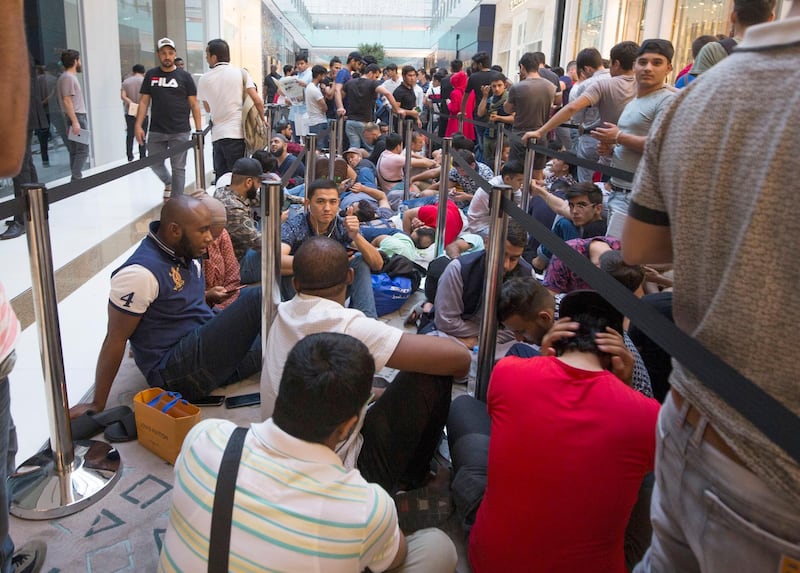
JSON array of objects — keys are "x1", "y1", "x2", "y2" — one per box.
[
  {"x1": 502, "y1": 196, "x2": 800, "y2": 466},
  {"x1": 208, "y1": 426, "x2": 249, "y2": 573}
]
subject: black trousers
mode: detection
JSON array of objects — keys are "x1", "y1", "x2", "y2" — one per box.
[
  {"x1": 125, "y1": 114, "x2": 148, "y2": 161},
  {"x1": 358, "y1": 372, "x2": 452, "y2": 495}
]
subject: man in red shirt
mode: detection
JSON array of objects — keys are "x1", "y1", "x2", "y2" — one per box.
[
  {"x1": 456, "y1": 290, "x2": 659, "y2": 573},
  {"x1": 402, "y1": 199, "x2": 463, "y2": 249}
]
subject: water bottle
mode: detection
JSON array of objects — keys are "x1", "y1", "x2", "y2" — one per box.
[{"x1": 467, "y1": 345, "x2": 479, "y2": 396}]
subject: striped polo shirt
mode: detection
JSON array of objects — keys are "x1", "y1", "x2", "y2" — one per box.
[{"x1": 158, "y1": 418, "x2": 401, "y2": 572}]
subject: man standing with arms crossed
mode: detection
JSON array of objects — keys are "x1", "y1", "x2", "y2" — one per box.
[
  {"x1": 623, "y1": 6, "x2": 800, "y2": 571},
  {"x1": 135, "y1": 37, "x2": 202, "y2": 200},
  {"x1": 57, "y1": 49, "x2": 89, "y2": 181}
]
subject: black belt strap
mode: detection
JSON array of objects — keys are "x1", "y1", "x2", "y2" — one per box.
[{"x1": 208, "y1": 426, "x2": 249, "y2": 573}]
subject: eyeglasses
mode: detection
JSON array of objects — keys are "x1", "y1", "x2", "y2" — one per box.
[{"x1": 568, "y1": 202, "x2": 598, "y2": 210}]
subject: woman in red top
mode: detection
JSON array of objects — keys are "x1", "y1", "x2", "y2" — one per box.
[{"x1": 446, "y1": 71, "x2": 475, "y2": 140}]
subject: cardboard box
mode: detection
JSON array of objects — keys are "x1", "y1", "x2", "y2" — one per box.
[{"x1": 133, "y1": 388, "x2": 201, "y2": 464}]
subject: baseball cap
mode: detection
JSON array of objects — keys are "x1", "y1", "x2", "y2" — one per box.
[
  {"x1": 636, "y1": 39, "x2": 675, "y2": 63},
  {"x1": 157, "y1": 37, "x2": 176, "y2": 50},
  {"x1": 231, "y1": 157, "x2": 263, "y2": 177},
  {"x1": 558, "y1": 290, "x2": 623, "y2": 334},
  {"x1": 343, "y1": 147, "x2": 363, "y2": 157},
  {"x1": 271, "y1": 133, "x2": 288, "y2": 143},
  {"x1": 347, "y1": 51, "x2": 363, "y2": 63}
]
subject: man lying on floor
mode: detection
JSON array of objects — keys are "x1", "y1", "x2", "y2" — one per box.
[{"x1": 69, "y1": 196, "x2": 261, "y2": 419}]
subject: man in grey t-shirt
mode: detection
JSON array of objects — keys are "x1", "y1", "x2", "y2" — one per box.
[
  {"x1": 121, "y1": 64, "x2": 147, "y2": 162},
  {"x1": 592, "y1": 40, "x2": 676, "y2": 215},
  {"x1": 57, "y1": 49, "x2": 89, "y2": 181}
]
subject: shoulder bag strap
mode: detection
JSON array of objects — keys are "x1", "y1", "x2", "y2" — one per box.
[{"x1": 208, "y1": 426, "x2": 249, "y2": 573}]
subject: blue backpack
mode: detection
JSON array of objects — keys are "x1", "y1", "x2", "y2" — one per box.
[{"x1": 371, "y1": 274, "x2": 413, "y2": 316}]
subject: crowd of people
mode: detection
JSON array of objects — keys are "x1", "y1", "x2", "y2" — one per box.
[{"x1": 2, "y1": 0, "x2": 797, "y2": 569}]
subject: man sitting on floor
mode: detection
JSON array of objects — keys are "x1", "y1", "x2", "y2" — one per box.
[
  {"x1": 69, "y1": 196, "x2": 261, "y2": 417},
  {"x1": 281, "y1": 179, "x2": 384, "y2": 318},
  {"x1": 161, "y1": 332, "x2": 458, "y2": 573},
  {"x1": 262, "y1": 237, "x2": 470, "y2": 494},
  {"x1": 448, "y1": 290, "x2": 659, "y2": 573}
]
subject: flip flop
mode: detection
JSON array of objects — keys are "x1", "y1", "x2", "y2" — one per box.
[
  {"x1": 70, "y1": 406, "x2": 134, "y2": 441},
  {"x1": 104, "y1": 410, "x2": 138, "y2": 443}
]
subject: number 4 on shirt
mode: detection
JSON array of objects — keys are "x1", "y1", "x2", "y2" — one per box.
[{"x1": 120, "y1": 292, "x2": 135, "y2": 308}]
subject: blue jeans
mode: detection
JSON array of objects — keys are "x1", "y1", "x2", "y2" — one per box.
[
  {"x1": 576, "y1": 134, "x2": 599, "y2": 183},
  {"x1": 0, "y1": 374, "x2": 18, "y2": 573},
  {"x1": 309, "y1": 122, "x2": 329, "y2": 150},
  {"x1": 345, "y1": 120, "x2": 365, "y2": 149},
  {"x1": 148, "y1": 131, "x2": 191, "y2": 195},
  {"x1": 238, "y1": 249, "x2": 261, "y2": 285},
  {"x1": 607, "y1": 189, "x2": 632, "y2": 217},
  {"x1": 212, "y1": 137, "x2": 246, "y2": 179},
  {"x1": 634, "y1": 392, "x2": 800, "y2": 573},
  {"x1": 153, "y1": 287, "x2": 262, "y2": 401}
]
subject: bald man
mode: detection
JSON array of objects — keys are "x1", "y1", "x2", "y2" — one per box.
[
  {"x1": 193, "y1": 191, "x2": 242, "y2": 310},
  {"x1": 70, "y1": 196, "x2": 262, "y2": 418}
]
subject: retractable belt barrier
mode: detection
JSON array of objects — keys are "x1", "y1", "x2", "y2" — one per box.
[{"x1": 0, "y1": 124, "x2": 212, "y2": 222}]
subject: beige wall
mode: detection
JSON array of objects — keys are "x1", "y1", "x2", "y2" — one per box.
[{"x1": 221, "y1": 0, "x2": 263, "y2": 90}]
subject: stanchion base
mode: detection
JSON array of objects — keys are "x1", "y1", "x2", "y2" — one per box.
[{"x1": 8, "y1": 439, "x2": 122, "y2": 520}]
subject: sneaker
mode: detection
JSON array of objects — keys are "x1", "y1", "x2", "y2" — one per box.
[
  {"x1": 11, "y1": 540, "x2": 46, "y2": 573},
  {"x1": 0, "y1": 221, "x2": 25, "y2": 240},
  {"x1": 163, "y1": 185, "x2": 172, "y2": 201}
]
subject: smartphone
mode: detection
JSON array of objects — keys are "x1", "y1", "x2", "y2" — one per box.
[
  {"x1": 341, "y1": 178, "x2": 353, "y2": 188},
  {"x1": 225, "y1": 285, "x2": 246, "y2": 294},
  {"x1": 224, "y1": 392, "x2": 261, "y2": 409},
  {"x1": 191, "y1": 395, "x2": 225, "y2": 407}
]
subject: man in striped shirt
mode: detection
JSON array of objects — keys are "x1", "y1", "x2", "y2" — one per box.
[{"x1": 159, "y1": 332, "x2": 457, "y2": 572}]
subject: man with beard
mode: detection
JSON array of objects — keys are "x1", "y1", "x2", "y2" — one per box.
[
  {"x1": 57, "y1": 49, "x2": 89, "y2": 181},
  {"x1": 213, "y1": 158, "x2": 265, "y2": 284},
  {"x1": 136, "y1": 38, "x2": 202, "y2": 199},
  {"x1": 69, "y1": 196, "x2": 262, "y2": 418}
]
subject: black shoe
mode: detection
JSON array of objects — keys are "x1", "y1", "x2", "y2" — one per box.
[
  {"x1": 11, "y1": 540, "x2": 46, "y2": 573},
  {"x1": 0, "y1": 221, "x2": 25, "y2": 240}
]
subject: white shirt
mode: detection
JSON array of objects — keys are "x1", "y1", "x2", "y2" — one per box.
[
  {"x1": 305, "y1": 81, "x2": 327, "y2": 125},
  {"x1": 467, "y1": 174, "x2": 502, "y2": 235},
  {"x1": 261, "y1": 294, "x2": 403, "y2": 419},
  {"x1": 197, "y1": 63, "x2": 256, "y2": 141}
]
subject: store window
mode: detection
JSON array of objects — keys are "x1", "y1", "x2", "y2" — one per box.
[
  {"x1": 670, "y1": 0, "x2": 732, "y2": 79},
  {"x1": 617, "y1": 0, "x2": 646, "y2": 44},
  {"x1": 574, "y1": 0, "x2": 603, "y2": 52}
]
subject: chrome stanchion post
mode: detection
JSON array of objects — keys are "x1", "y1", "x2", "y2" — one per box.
[
  {"x1": 494, "y1": 123, "x2": 505, "y2": 175},
  {"x1": 261, "y1": 181, "x2": 283, "y2": 354},
  {"x1": 265, "y1": 104, "x2": 274, "y2": 143},
  {"x1": 458, "y1": 112, "x2": 464, "y2": 133},
  {"x1": 402, "y1": 118, "x2": 414, "y2": 202},
  {"x1": 328, "y1": 119, "x2": 337, "y2": 181},
  {"x1": 521, "y1": 138, "x2": 536, "y2": 212},
  {"x1": 475, "y1": 184, "x2": 512, "y2": 402},
  {"x1": 336, "y1": 117, "x2": 344, "y2": 156},
  {"x1": 192, "y1": 129, "x2": 206, "y2": 191},
  {"x1": 426, "y1": 111, "x2": 434, "y2": 159},
  {"x1": 10, "y1": 184, "x2": 121, "y2": 520},
  {"x1": 304, "y1": 133, "x2": 317, "y2": 186},
  {"x1": 434, "y1": 137, "x2": 452, "y2": 258},
  {"x1": 388, "y1": 109, "x2": 395, "y2": 134}
]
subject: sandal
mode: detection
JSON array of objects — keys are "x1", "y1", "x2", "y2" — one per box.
[
  {"x1": 70, "y1": 406, "x2": 134, "y2": 441},
  {"x1": 104, "y1": 410, "x2": 138, "y2": 442},
  {"x1": 404, "y1": 302, "x2": 433, "y2": 326}
]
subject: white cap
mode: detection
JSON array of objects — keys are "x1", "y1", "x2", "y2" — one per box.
[{"x1": 157, "y1": 37, "x2": 176, "y2": 50}]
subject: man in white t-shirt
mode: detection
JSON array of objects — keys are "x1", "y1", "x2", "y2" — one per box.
[
  {"x1": 305, "y1": 64, "x2": 329, "y2": 148},
  {"x1": 467, "y1": 159, "x2": 524, "y2": 238},
  {"x1": 198, "y1": 39, "x2": 265, "y2": 178},
  {"x1": 160, "y1": 332, "x2": 457, "y2": 573},
  {"x1": 262, "y1": 236, "x2": 470, "y2": 494}
]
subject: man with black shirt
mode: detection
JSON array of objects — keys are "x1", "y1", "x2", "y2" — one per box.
[
  {"x1": 136, "y1": 37, "x2": 202, "y2": 199},
  {"x1": 393, "y1": 65, "x2": 421, "y2": 129},
  {"x1": 437, "y1": 60, "x2": 459, "y2": 140},
  {"x1": 465, "y1": 52, "x2": 502, "y2": 163},
  {"x1": 342, "y1": 63, "x2": 401, "y2": 148},
  {"x1": 263, "y1": 64, "x2": 281, "y2": 104},
  {"x1": 334, "y1": 51, "x2": 363, "y2": 118}
]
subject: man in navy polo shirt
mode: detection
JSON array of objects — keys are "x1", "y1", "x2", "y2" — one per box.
[{"x1": 69, "y1": 196, "x2": 261, "y2": 418}]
